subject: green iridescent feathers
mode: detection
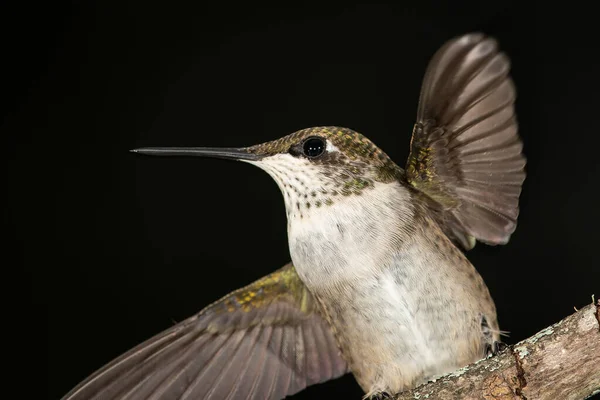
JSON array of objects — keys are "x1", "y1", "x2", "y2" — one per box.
[
  {"x1": 405, "y1": 33, "x2": 526, "y2": 250},
  {"x1": 248, "y1": 127, "x2": 401, "y2": 184}
]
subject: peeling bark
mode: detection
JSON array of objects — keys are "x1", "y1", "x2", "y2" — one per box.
[{"x1": 393, "y1": 300, "x2": 600, "y2": 400}]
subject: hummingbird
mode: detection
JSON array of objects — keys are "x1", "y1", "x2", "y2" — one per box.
[{"x1": 62, "y1": 33, "x2": 525, "y2": 400}]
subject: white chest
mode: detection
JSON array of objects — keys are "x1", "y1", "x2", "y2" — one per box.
[
  {"x1": 286, "y1": 181, "x2": 492, "y2": 393},
  {"x1": 287, "y1": 182, "x2": 414, "y2": 290}
]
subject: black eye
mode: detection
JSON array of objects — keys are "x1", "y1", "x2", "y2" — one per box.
[{"x1": 302, "y1": 137, "x2": 326, "y2": 158}]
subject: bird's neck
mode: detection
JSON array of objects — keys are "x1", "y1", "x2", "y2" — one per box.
[{"x1": 286, "y1": 180, "x2": 416, "y2": 292}]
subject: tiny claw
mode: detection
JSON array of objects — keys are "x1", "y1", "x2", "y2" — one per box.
[
  {"x1": 486, "y1": 340, "x2": 508, "y2": 357},
  {"x1": 367, "y1": 391, "x2": 394, "y2": 400},
  {"x1": 494, "y1": 341, "x2": 509, "y2": 354}
]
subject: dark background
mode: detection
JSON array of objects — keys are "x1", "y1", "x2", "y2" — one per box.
[{"x1": 5, "y1": 1, "x2": 599, "y2": 399}]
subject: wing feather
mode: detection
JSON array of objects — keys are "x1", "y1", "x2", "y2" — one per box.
[
  {"x1": 61, "y1": 263, "x2": 347, "y2": 400},
  {"x1": 406, "y1": 32, "x2": 526, "y2": 249}
]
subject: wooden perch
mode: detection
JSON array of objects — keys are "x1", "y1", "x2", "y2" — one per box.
[{"x1": 393, "y1": 299, "x2": 600, "y2": 400}]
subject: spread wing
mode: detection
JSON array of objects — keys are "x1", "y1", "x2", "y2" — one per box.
[
  {"x1": 61, "y1": 263, "x2": 348, "y2": 400},
  {"x1": 405, "y1": 32, "x2": 526, "y2": 250}
]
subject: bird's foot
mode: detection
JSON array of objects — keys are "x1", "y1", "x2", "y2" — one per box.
[
  {"x1": 365, "y1": 391, "x2": 394, "y2": 400},
  {"x1": 486, "y1": 340, "x2": 508, "y2": 357}
]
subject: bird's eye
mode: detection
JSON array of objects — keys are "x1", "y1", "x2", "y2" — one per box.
[{"x1": 302, "y1": 137, "x2": 326, "y2": 158}]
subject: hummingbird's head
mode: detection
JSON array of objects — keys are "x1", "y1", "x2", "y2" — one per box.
[{"x1": 132, "y1": 126, "x2": 401, "y2": 218}]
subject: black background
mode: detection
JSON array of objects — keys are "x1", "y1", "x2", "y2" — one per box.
[{"x1": 5, "y1": 1, "x2": 599, "y2": 399}]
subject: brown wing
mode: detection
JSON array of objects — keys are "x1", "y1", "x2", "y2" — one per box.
[
  {"x1": 61, "y1": 263, "x2": 348, "y2": 400},
  {"x1": 405, "y1": 32, "x2": 526, "y2": 250}
]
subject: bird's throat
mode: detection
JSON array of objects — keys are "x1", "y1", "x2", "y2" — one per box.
[{"x1": 286, "y1": 181, "x2": 416, "y2": 292}]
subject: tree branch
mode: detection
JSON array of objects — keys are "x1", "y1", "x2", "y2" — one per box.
[{"x1": 394, "y1": 299, "x2": 600, "y2": 400}]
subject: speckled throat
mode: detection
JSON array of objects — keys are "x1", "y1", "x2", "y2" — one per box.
[{"x1": 243, "y1": 126, "x2": 405, "y2": 219}]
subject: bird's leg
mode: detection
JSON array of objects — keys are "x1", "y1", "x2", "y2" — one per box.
[
  {"x1": 485, "y1": 340, "x2": 508, "y2": 357},
  {"x1": 365, "y1": 390, "x2": 394, "y2": 400}
]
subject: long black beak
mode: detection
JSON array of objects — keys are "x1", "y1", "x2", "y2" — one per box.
[{"x1": 129, "y1": 147, "x2": 260, "y2": 161}]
